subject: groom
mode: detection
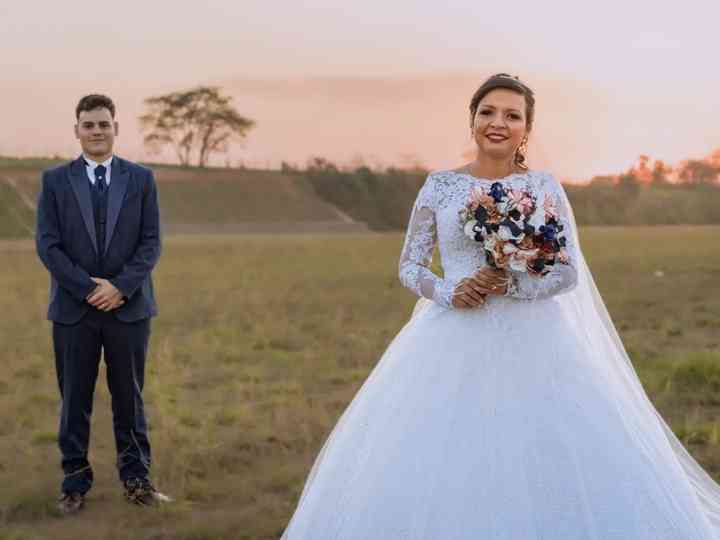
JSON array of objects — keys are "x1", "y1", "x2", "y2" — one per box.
[{"x1": 36, "y1": 94, "x2": 169, "y2": 514}]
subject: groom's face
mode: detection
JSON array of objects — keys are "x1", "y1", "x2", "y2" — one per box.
[{"x1": 75, "y1": 107, "x2": 118, "y2": 160}]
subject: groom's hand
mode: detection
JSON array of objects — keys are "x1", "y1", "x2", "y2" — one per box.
[{"x1": 87, "y1": 278, "x2": 125, "y2": 311}]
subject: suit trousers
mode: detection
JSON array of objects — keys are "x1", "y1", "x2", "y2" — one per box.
[{"x1": 53, "y1": 308, "x2": 152, "y2": 495}]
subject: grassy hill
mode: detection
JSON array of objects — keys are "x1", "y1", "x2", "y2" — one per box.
[
  {"x1": 0, "y1": 158, "x2": 366, "y2": 238},
  {"x1": 0, "y1": 179, "x2": 35, "y2": 237},
  {"x1": 151, "y1": 168, "x2": 347, "y2": 225},
  {"x1": 305, "y1": 164, "x2": 720, "y2": 230},
  {"x1": 3, "y1": 156, "x2": 720, "y2": 240}
]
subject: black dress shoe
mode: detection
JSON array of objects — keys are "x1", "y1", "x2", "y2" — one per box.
[
  {"x1": 57, "y1": 492, "x2": 84, "y2": 515},
  {"x1": 123, "y1": 478, "x2": 172, "y2": 507}
]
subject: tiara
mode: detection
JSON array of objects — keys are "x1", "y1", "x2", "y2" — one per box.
[{"x1": 495, "y1": 73, "x2": 521, "y2": 81}]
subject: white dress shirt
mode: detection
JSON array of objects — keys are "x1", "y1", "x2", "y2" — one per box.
[{"x1": 83, "y1": 155, "x2": 113, "y2": 187}]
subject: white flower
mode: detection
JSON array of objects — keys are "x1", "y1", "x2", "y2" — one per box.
[
  {"x1": 528, "y1": 207, "x2": 545, "y2": 228},
  {"x1": 483, "y1": 233, "x2": 498, "y2": 251},
  {"x1": 497, "y1": 224, "x2": 525, "y2": 243},
  {"x1": 463, "y1": 220, "x2": 478, "y2": 239},
  {"x1": 496, "y1": 201, "x2": 508, "y2": 214},
  {"x1": 509, "y1": 257, "x2": 528, "y2": 272},
  {"x1": 505, "y1": 246, "x2": 539, "y2": 272},
  {"x1": 497, "y1": 224, "x2": 513, "y2": 240}
]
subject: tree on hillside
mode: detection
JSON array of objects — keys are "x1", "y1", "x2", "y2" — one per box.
[
  {"x1": 651, "y1": 160, "x2": 671, "y2": 186},
  {"x1": 676, "y1": 159, "x2": 719, "y2": 185},
  {"x1": 306, "y1": 157, "x2": 339, "y2": 174},
  {"x1": 633, "y1": 155, "x2": 653, "y2": 184},
  {"x1": 139, "y1": 86, "x2": 254, "y2": 167},
  {"x1": 707, "y1": 148, "x2": 720, "y2": 169},
  {"x1": 617, "y1": 171, "x2": 641, "y2": 197}
]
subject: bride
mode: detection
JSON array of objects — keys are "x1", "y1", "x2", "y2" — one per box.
[{"x1": 280, "y1": 73, "x2": 720, "y2": 539}]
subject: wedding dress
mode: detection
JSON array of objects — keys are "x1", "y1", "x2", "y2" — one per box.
[{"x1": 280, "y1": 169, "x2": 720, "y2": 539}]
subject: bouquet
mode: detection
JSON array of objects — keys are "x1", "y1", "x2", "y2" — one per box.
[{"x1": 459, "y1": 181, "x2": 570, "y2": 276}]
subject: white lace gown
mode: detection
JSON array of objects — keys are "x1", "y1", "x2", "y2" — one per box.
[{"x1": 280, "y1": 170, "x2": 719, "y2": 539}]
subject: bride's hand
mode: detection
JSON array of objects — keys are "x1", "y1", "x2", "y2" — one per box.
[
  {"x1": 451, "y1": 277, "x2": 487, "y2": 309},
  {"x1": 472, "y1": 267, "x2": 510, "y2": 295}
]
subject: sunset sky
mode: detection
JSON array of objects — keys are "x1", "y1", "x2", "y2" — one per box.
[{"x1": 2, "y1": 0, "x2": 718, "y2": 180}]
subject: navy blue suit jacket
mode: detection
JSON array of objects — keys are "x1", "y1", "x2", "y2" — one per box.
[{"x1": 36, "y1": 156, "x2": 162, "y2": 324}]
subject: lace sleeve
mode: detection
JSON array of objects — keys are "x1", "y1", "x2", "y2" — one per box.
[
  {"x1": 398, "y1": 175, "x2": 457, "y2": 309},
  {"x1": 504, "y1": 173, "x2": 579, "y2": 300}
]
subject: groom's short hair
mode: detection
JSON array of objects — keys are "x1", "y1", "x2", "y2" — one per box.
[{"x1": 76, "y1": 94, "x2": 116, "y2": 120}]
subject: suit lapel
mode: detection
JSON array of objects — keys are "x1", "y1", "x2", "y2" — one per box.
[
  {"x1": 67, "y1": 156, "x2": 98, "y2": 254},
  {"x1": 105, "y1": 157, "x2": 129, "y2": 254}
]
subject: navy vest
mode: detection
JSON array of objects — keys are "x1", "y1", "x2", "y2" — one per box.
[{"x1": 89, "y1": 179, "x2": 109, "y2": 276}]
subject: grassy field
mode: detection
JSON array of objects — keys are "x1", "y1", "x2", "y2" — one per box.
[{"x1": 0, "y1": 226, "x2": 719, "y2": 539}]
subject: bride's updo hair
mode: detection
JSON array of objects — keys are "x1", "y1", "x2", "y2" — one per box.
[{"x1": 469, "y1": 73, "x2": 536, "y2": 170}]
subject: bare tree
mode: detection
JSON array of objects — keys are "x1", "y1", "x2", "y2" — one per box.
[{"x1": 139, "y1": 86, "x2": 254, "y2": 167}]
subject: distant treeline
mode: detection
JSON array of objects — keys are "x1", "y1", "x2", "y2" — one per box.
[
  {"x1": 299, "y1": 159, "x2": 426, "y2": 231},
  {"x1": 299, "y1": 157, "x2": 720, "y2": 230}
]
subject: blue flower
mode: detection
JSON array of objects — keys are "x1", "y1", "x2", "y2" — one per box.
[
  {"x1": 489, "y1": 182, "x2": 505, "y2": 202},
  {"x1": 474, "y1": 206, "x2": 488, "y2": 221},
  {"x1": 539, "y1": 223, "x2": 557, "y2": 241}
]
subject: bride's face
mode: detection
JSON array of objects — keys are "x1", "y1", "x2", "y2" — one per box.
[{"x1": 472, "y1": 88, "x2": 528, "y2": 162}]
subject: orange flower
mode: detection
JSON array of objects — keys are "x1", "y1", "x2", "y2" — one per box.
[
  {"x1": 478, "y1": 194, "x2": 495, "y2": 208},
  {"x1": 518, "y1": 235, "x2": 536, "y2": 249},
  {"x1": 484, "y1": 205, "x2": 503, "y2": 224}
]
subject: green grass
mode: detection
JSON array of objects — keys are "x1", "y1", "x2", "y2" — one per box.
[
  {"x1": 0, "y1": 181, "x2": 34, "y2": 237},
  {"x1": 0, "y1": 227, "x2": 718, "y2": 538}
]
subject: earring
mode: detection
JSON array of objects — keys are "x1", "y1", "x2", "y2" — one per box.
[
  {"x1": 516, "y1": 137, "x2": 528, "y2": 156},
  {"x1": 515, "y1": 137, "x2": 529, "y2": 168}
]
